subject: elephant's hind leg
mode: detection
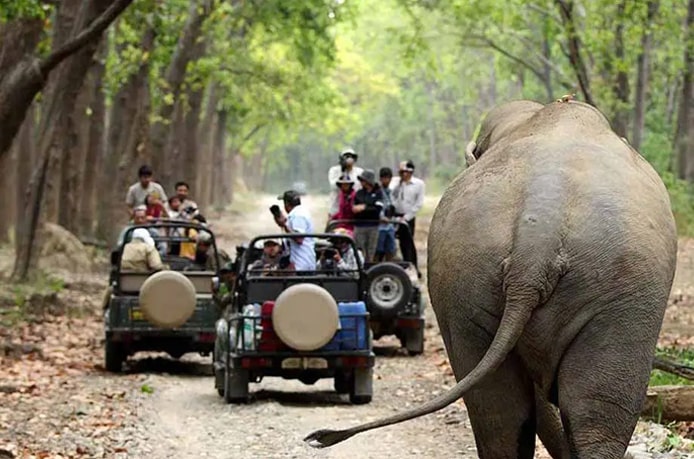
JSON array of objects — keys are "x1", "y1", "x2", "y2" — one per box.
[
  {"x1": 556, "y1": 313, "x2": 658, "y2": 459},
  {"x1": 447, "y1": 324, "x2": 538, "y2": 459}
]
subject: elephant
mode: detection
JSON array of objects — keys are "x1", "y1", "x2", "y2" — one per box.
[{"x1": 305, "y1": 99, "x2": 678, "y2": 458}]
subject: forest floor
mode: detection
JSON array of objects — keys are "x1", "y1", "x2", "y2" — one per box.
[{"x1": 0, "y1": 193, "x2": 693, "y2": 458}]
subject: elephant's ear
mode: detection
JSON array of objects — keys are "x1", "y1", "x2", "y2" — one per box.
[{"x1": 465, "y1": 141, "x2": 477, "y2": 167}]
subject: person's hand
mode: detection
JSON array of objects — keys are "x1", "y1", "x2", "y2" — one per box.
[
  {"x1": 333, "y1": 251, "x2": 342, "y2": 262},
  {"x1": 274, "y1": 214, "x2": 287, "y2": 228},
  {"x1": 353, "y1": 204, "x2": 366, "y2": 213}
]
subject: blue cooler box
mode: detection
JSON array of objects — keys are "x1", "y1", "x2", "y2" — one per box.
[{"x1": 337, "y1": 301, "x2": 368, "y2": 350}]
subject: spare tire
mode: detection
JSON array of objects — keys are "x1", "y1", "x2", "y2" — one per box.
[
  {"x1": 272, "y1": 283, "x2": 339, "y2": 351},
  {"x1": 139, "y1": 271, "x2": 196, "y2": 329},
  {"x1": 366, "y1": 263, "x2": 412, "y2": 317}
]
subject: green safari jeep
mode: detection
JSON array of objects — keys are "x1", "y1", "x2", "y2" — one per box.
[{"x1": 103, "y1": 222, "x2": 223, "y2": 372}]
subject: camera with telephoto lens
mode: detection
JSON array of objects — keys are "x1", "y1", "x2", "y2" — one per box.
[
  {"x1": 269, "y1": 205, "x2": 282, "y2": 218},
  {"x1": 278, "y1": 254, "x2": 291, "y2": 269},
  {"x1": 323, "y1": 247, "x2": 337, "y2": 259}
]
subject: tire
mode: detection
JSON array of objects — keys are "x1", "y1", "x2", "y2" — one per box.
[
  {"x1": 105, "y1": 340, "x2": 124, "y2": 373},
  {"x1": 334, "y1": 372, "x2": 350, "y2": 394},
  {"x1": 224, "y1": 367, "x2": 249, "y2": 404},
  {"x1": 349, "y1": 368, "x2": 373, "y2": 405},
  {"x1": 405, "y1": 327, "x2": 425, "y2": 356},
  {"x1": 365, "y1": 263, "x2": 413, "y2": 317}
]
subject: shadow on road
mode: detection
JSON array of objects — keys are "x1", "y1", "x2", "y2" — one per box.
[
  {"x1": 118, "y1": 355, "x2": 213, "y2": 376},
  {"x1": 250, "y1": 389, "x2": 352, "y2": 407}
]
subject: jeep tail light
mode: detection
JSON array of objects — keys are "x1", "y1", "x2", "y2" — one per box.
[
  {"x1": 197, "y1": 332, "x2": 216, "y2": 343},
  {"x1": 241, "y1": 357, "x2": 272, "y2": 369},
  {"x1": 337, "y1": 356, "x2": 369, "y2": 368}
]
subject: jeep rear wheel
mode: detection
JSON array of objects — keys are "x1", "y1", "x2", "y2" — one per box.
[
  {"x1": 105, "y1": 341, "x2": 124, "y2": 373},
  {"x1": 224, "y1": 367, "x2": 249, "y2": 404},
  {"x1": 349, "y1": 368, "x2": 373, "y2": 404}
]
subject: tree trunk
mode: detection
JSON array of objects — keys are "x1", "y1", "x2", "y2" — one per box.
[
  {"x1": 78, "y1": 39, "x2": 107, "y2": 239},
  {"x1": 610, "y1": 0, "x2": 631, "y2": 138},
  {"x1": 641, "y1": 385, "x2": 694, "y2": 422},
  {"x1": 674, "y1": 0, "x2": 694, "y2": 182},
  {"x1": 632, "y1": 1, "x2": 659, "y2": 151},
  {"x1": 12, "y1": 0, "x2": 120, "y2": 281},
  {"x1": 555, "y1": 0, "x2": 595, "y2": 105},
  {"x1": 96, "y1": 25, "x2": 156, "y2": 245},
  {"x1": 149, "y1": 0, "x2": 213, "y2": 191},
  {"x1": 179, "y1": 83, "x2": 205, "y2": 198},
  {"x1": 13, "y1": 106, "x2": 36, "y2": 250},
  {"x1": 0, "y1": 0, "x2": 133, "y2": 163},
  {"x1": 213, "y1": 110, "x2": 228, "y2": 207},
  {"x1": 198, "y1": 83, "x2": 219, "y2": 211}
]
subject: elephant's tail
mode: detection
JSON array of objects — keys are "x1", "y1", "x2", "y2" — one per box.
[{"x1": 304, "y1": 279, "x2": 540, "y2": 448}]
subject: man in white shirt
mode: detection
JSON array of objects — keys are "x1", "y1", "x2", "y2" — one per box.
[
  {"x1": 125, "y1": 165, "x2": 168, "y2": 217},
  {"x1": 274, "y1": 190, "x2": 315, "y2": 272},
  {"x1": 327, "y1": 148, "x2": 363, "y2": 218},
  {"x1": 391, "y1": 160, "x2": 425, "y2": 278},
  {"x1": 391, "y1": 160, "x2": 425, "y2": 236}
]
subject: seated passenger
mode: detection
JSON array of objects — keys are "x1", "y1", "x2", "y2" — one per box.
[
  {"x1": 316, "y1": 228, "x2": 363, "y2": 277},
  {"x1": 213, "y1": 261, "x2": 238, "y2": 314},
  {"x1": 179, "y1": 214, "x2": 207, "y2": 258},
  {"x1": 120, "y1": 228, "x2": 166, "y2": 272},
  {"x1": 249, "y1": 239, "x2": 283, "y2": 275},
  {"x1": 187, "y1": 231, "x2": 231, "y2": 271},
  {"x1": 145, "y1": 192, "x2": 168, "y2": 221},
  {"x1": 117, "y1": 205, "x2": 167, "y2": 257}
]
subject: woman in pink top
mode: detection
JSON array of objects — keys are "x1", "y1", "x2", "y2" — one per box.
[{"x1": 330, "y1": 174, "x2": 356, "y2": 235}]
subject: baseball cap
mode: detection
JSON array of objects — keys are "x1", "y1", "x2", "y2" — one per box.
[
  {"x1": 277, "y1": 190, "x2": 301, "y2": 204},
  {"x1": 398, "y1": 160, "x2": 415, "y2": 172}
]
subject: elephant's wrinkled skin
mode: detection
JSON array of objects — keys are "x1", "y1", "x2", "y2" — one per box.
[{"x1": 305, "y1": 100, "x2": 678, "y2": 458}]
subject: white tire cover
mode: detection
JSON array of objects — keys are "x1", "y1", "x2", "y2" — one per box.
[
  {"x1": 139, "y1": 271, "x2": 197, "y2": 329},
  {"x1": 272, "y1": 283, "x2": 339, "y2": 351}
]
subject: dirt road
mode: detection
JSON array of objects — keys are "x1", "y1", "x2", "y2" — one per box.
[{"x1": 1, "y1": 193, "x2": 693, "y2": 458}]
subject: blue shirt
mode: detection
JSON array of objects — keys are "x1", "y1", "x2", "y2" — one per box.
[{"x1": 286, "y1": 205, "x2": 315, "y2": 271}]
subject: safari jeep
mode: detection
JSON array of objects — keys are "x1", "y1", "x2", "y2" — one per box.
[
  {"x1": 214, "y1": 233, "x2": 375, "y2": 404},
  {"x1": 104, "y1": 222, "x2": 223, "y2": 372},
  {"x1": 326, "y1": 219, "x2": 425, "y2": 355}
]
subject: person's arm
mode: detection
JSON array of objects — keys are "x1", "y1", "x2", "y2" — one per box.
[
  {"x1": 156, "y1": 183, "x2": 168, "y2": 203},
  {"x1": 147, "y1": 246, "x2": 166, "y2": 271},
  {"x1": 285, "y1": 215, "x2": 309, "y2": 244},
  {"x1": 405, "y1": 180, "x2": 425, "y2": 221}
]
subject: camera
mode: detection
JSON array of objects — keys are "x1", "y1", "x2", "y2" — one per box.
[
  {"x1": 324, "y1": 248, "x2": 337, "y2": 258},
  {"x1": 278, "y1": 254, "x2": 291, "y2": 269},
  {"x1": 269, "y1": 205, "x2": 282, "y2": 218}
]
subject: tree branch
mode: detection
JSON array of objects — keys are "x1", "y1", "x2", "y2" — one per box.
[
  {"x1": 39, "y1": 0, "x2": 134, "y2": 76},
  {"x1": 653, "y1": 356, "x2": 694, "y2": 381},
  {"x1": 554, "y1": 0, "x2": 594, "y2": 105}
]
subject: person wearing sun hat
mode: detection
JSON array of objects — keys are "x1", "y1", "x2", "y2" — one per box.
[
  {"x1": 329, "y1": 173, "x2": 357, "y2": 233},
  {"x1": 327, "y1": 147, "x2": 363, "y2": 218}
]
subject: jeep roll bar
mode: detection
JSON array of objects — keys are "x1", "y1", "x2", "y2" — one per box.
[{"x1": 241, "y1": 233, "x2": 365, "y2": 276}]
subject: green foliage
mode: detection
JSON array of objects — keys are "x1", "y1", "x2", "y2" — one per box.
[
  {"x1": 0, "y1": 0, "x2": 49, "y2": 22},
  {"x1": 650, "y1": 348, "x2": 694, "y2": 386}
]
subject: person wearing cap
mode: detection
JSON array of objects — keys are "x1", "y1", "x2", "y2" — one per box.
[
  {"x1": 274, "y1": 190, "x2": 315, "y2": 272},
  {"x1": 120, "y1": 228, "x2": 166, "y2": 272},
  {"x1": 328, "y1": 148, "x2": 363, "y2": 218},
  {"x1": 249, "y1": 238, "x2": 284, "y2": 275},
  {"x1": 213, "y1": 261, "x2": 238, "y2": 312},
  {"x1": 391, "y1": 160, "x2": 424, "y2": 276},
  {"x1": 330, "y1": 174, "x2": 357, "y2": 234},
  {"x1": 391, "y1": 160, "x2": 425, "y2": 236},
  {"x1": 352, "y1": 169, "x2": 385, "y2": 261},
  {"x1": 316, "y1": 228, "x2": 364, "y2": 278},
  {"x1": 125, "y1": 165, "x2": 168, "y2": 217},
  {"x1": 376, "y1": 167, "x2": 397, "y2": 262},
  {"x1": 189, "y1": 230, "x2": 231, "y2": 271}
]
